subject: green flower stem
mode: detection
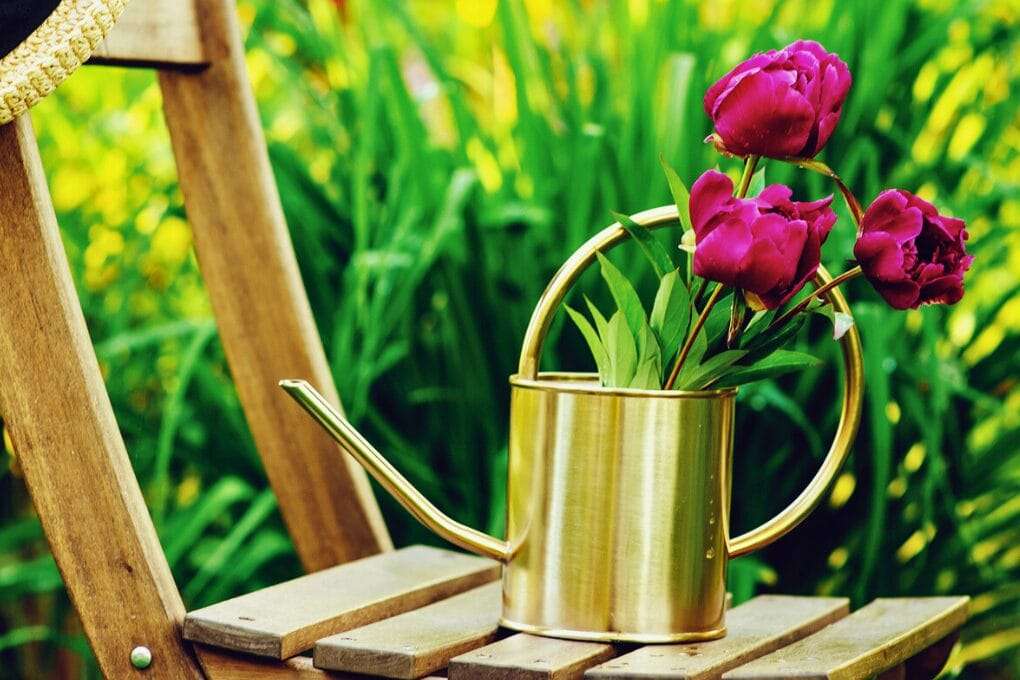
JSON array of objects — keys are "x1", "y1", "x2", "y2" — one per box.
[
  {"x1": 768, "y1": 265, "x2": 864, "y2": 332},
  {"x1": 785, "y1": 157, "x2": 864, "y2": 227},
  {"x1": 665, "y1": 283, "x2": 725, "y2": 390},
  {"x1": 736, "y1": 154, "x2": 761, "y2": 197}
]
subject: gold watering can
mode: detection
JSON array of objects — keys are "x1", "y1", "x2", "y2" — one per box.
[{"x1": 282, "y1": 205, "x2": 864, "y2": 643}]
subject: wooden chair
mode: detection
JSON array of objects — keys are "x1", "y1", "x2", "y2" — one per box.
[{"x1": 0, "y1": 2, "x2": 969, "y2": 678}]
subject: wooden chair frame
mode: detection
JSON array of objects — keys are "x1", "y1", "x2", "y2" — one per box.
[{"x1": 0, "y1": 1, "x2": 389, "y2": 676}]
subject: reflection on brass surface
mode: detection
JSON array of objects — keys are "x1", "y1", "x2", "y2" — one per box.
[
  {"x1": 282, "y1": 205, "x2": 864, "y2": 643},
  {"x1": 502, "y1": 374, "x2": 735, "y2": 639}
]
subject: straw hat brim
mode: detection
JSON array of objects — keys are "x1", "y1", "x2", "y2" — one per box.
[{"x1": 0, "y1": 0, "x2": 129, "y2": 125}]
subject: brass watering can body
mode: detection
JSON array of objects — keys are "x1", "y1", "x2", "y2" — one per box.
[{"x1": 283, "y1": 206, "x2": 864, "y2": 643}]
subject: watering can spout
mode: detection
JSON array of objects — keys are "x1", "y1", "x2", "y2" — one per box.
[{"x1": 279, "y1": 380, "x2": 511, "y2": 562}]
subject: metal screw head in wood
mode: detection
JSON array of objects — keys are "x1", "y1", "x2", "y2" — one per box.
[{"x1": 130, "y1": 645, "x2": 152, "y2": 669}]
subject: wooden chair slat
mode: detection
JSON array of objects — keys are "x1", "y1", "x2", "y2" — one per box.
[
  {"x1": 91, "y1": 0, "x2": 207, "y2": 67},
  {"x1": 184, "y1": 545, "x2": 499, "y2": 659},
  {"x1": 314, "y1": 581, "x2": 502, "y2": 678},
  {"x1": 585, "y1": 595, "x2": 849, "y2": 680},
  {"x1": 722, "y1": 597, "x2": 969, "y2": 680},
  {"x1": 0, "y1": 116, "x2": 205, "y2": 679},
  {"x1": 448, "y1": 633, "x2": 615, "y2": 680},
  {"x1": 159, "y1": 0, "x2": 393, "y2": 571},
  {"x1": 196, "y1": 645, "x2": 340, "y2": 679}
]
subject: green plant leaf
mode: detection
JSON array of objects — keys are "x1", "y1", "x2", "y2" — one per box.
[
  {"x1": 675, "y1": 324, "x2": 709, "y2": 386},
  {"x1": 705, "y1": 290, "x2": 735, "y2": 345},
  {"x1": 678, "y1": 349, "x2": 748, "y2": 390},
  {"x1": 596, "y1": 252, "x2": 647, "y2": 341},
  {"x1": 630, "y1": 324, "x2": 663, "y2": 389},
  {"x1": 605, "y1": 310, "x2": 637, "y2": 387},
  {"x1": 659, "y1": 154, "x2": 693, "y2": 233},
  {"x1": 565, "y1": 305, "x2": 610, "y2": 381},
  {"x1": 742, "y1": 314, "x2": 808, "y2": 364},
  {"x1": 584, "y1": 295, "x2": 610, "y2": 341},
  {"x1": 715, "y1": 350, "x2": 823, "y2": 387},
  {"x1": 613, "y1": 211, "x2": 678, "y2": 278},
  {"x1": 650, "y1": 270, "x2": 691, "y2": 360}
]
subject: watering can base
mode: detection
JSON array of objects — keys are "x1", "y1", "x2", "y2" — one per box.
[{"x1": 498, "y1": 617, "x2": 728, "y2": 644}]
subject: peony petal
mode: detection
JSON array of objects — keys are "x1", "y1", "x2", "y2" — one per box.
[
  {"x1": 693, "y1": 216, "x2": 754, "y2": 286},
  {"x1": 704, "y1": 52, "x2": 777, "y2": 117},
  {"x1": 784, "y1": 40, "x2": 831, "y2": 61},
  {"x1": 712, "y1": 70, "x2": 816, "y2": 157},
  {"x1": 736, "y1": 214, "x2": 805, "y2": 296},
  {"x1": 861, "y1": 190, "x2": 923, "y2": 243},
  {"x1": 855, "y1": 232, "x2": 908, "y2": 283},
  {"x1": 766, "y1": 219, "x2": 822, "y2": 308},
  {"x1": 757, "y1": 184, "x2": 794, "y2": 207},
  {"x1": 919, "y1": 274, "x2": 965, "y2": 306},
  {"x1": 877, "y1": 279, "x2": 922, "y2": 310},
  {"x1": 690, "y1": 170, "x2": 736, "y2": 236}
]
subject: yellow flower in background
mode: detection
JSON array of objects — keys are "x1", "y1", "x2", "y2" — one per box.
[{"x1": 457, "y1": 0, "x2": 497, "y2": 28}]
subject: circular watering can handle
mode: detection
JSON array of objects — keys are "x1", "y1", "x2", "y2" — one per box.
[{"x1": 516, "y1": 205, "x2": 864, "y2": 557}]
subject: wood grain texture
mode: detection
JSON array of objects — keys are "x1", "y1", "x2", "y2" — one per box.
[
  {"x1": 184, "y1": 545, "x2": 500, "y2": 659},
  {"x1": 0, "y1": 116, "x2": 203, "y2": 679},
  {"x1": 197, "y1": 645, "x2": 344, "y2": 679},
  {"x1": 314, "y1": 581, "x2": 503, "y2": 678},
  {"x1": 92, "y1": 0, "x2": 207, "y2": 67},
  {"x1": 723, "y1": 597, "x2": 969, "y2": 680},
  {"x1": 585, "y1": 596, "x2": 849, "y2": 679},
  {"x1": 448, "y1": 634, "x2": 615, "y2": 680},
  {"x1": 158, "y1": 0, "x2": 393, "y2": 572}
]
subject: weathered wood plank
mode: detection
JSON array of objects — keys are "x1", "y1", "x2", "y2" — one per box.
[
  {"x1": 184, "y1": 545, "x2": 499, "y2": 659},
  {"x1": 0, "y1": 116, "x2": 204, "y2": 678},
  {"x1": 159, "y1": 0, "x2": 393, "y2": 571},
  {"x1": 91, "y1": 0, "x2": 207, "y2": 67},
  {"x1": 585, "y1": 596, "x2": 848, "y2": 679},
  {"x1": 315, "y1": 581, "x2": 502, "y2": 678},
  {"x1": 196, "y1": 645, "x2": 339, "y2": 679},
  {"x1": 723, "y1": 597, "x2": 969, "y2": 680},
  {"x1": 448, "y1": 634, "x2": 615, "y2": 680}
]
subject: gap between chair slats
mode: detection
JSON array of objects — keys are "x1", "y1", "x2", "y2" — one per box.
[{"x1": 184, "y1": 545, "x2": 499, "y2": 659}]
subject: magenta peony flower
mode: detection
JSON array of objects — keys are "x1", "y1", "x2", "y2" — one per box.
[
  {"x1": 854, "y1": 190, "x2": 972, "y2": 310},
  {"x1": 690, "y1": 170, "x2": 837, "y2": 309},
  {"x1": 704, "y1": 40, "x2": 852, "y2": 159}
]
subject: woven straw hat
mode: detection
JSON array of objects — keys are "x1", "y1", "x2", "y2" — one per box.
[{"x1": 0, "y1": 0, "x2": 129, "y2": 124}]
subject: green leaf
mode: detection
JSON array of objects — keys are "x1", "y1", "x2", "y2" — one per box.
[
  {"x1": 630, "y1": 324, "x2": 663, "y2": 389},
  {"x1": 705, "y1": 291, "x2": 735, "y2": 345},
  {"x1": 584, "y1": 295, "x2": 610, "y2": 340},
  {"x1": 650, "y1": 270, "x2": 691, "y2": 360},
  {"x1": 605, "y1": 311, "x2": 637, "y2": 387},
  {"x1": 675, "y1": 323, "x2": 709, "y2": 386},
  {"x1": 678, "y1": 349, "x2": 748, "y2": 390},
  {"x1": 811, "y1": 302, "x2": 855, "y2": 340},
  {"x1": 741, "y1": 309, "x2": 776, "y2": 345},
  {"x1": 566, "y1": 305, "x2": 610, "y2": 382},
  {"x1": 613, "y1": 211, "x2": 678, "y2": 278},
  {"x1": 715, "y1": 350, "x2": 823, "y2": 387},
  {"x1": 596, "y1": 252, "x2": 646, "y2": 342},
  {"x1": 743, "y1": 314, "x2": 807, "y2": 364},
  {"x1": 660, "y1": 155, "x2": 693, "y2": 233}
]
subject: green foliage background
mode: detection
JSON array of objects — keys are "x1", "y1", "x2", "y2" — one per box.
[{"x1": 1, "y1": 0, "x2": 1019, "y2": 677}]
